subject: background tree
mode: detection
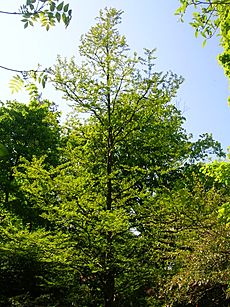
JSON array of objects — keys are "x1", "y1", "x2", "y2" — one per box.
[
  {"x1": 0, "y1": 100, "x2": 76, "y2": 306},
  {"x1": 159, "y1": 169, "x2": 230, "y2": 306},
  {"x1": 0, "y1": 99, "x2": 61, "y2": 225}
]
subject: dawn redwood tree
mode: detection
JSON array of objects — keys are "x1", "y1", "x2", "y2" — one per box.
[
  {"x1": 44, "y1": 8, "x2": 222, "y2": 306},
  {"x1": 51, "y1": 7, "x2": 189, "y2": 306}
]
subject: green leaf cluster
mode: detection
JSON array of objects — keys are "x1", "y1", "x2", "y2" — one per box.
[
  {"x1": 20, "y1": 0, "x2": 72, "y2": 30},
  {"x1": 176, "y1": 0, "x2": 230, "y2": 94}
]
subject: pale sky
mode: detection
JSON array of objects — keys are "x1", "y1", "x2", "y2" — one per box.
[{"x1": 0, "y1": 1, "x2": 229, "y2": 152}]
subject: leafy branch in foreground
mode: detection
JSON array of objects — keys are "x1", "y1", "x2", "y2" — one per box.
[
  {"x1": 8, "y1": 65, "x2": 50, "y2": 101},
  {"x1": 176, "y1": 0, "x2": 230, "y2": 91},
  {"x1": 0, "y1": 0, "x2": 72, "y2": 30},
  {"x1": 0, "y1": 1, "x2": 72, "y2": 97}
]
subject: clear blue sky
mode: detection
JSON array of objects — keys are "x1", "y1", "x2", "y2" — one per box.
[{"x1": 0, "y1": 1, "x2": 229, "y2": 152}]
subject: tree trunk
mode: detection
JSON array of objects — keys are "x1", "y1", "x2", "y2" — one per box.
[
  {"x1": 104, "y1": 267, "x2": 115, "y2": 307},
  {"x1": 104, "y1": 42, "x2": 115, "y2": 307}
]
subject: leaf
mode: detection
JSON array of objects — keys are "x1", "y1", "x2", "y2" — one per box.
[
  {"x1": 50, "y1": 1, "x2": 56, "y2": 12},
  {"x1": 64, "y1": 4, "x2": 69, "y2": 13},
  {"x1": 25, "y1": 82, "x2": 39, "y2": 99},
  {"x1": 56, "y1": 1, "x2": 64, "y2": 11},
  {"x1": 9, "y1": 75, "x2": 25, "y2": 93},
  {"x1": 0, "y1": 144, "x2": 8, "y2": 158},
  {"x1": 55, "y1": 12, "x2": 61, "y2": 22},
  {"x1": 174, "y1": 7, "x2": 182, "y2": 16},
  {"x1": 62, "y1": 13, "x2": 67, "y2": 24},
  {"x1": 42, "y1": 74, "x2": 48, "y2": 88},
  {"x1": 202, "y1": 39, "x2": 207, "y2": 47}
]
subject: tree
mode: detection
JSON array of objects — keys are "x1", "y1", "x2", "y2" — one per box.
[
  {"x1": 176, "y1": 0, "x2": 230, "y2": 92},
  {"x1": 0, "y1": 99, "x2": 61, "y2": 224},
  {"x1": 0, "y1": 100, "x2": 76, "y2": 306},
  {"x1": 159, "y1": 169, "x2": 230, "y2": 306},
  {"x1": 0, "y1": 204, "x2": 78, "y2": 306},
  {"x1": 0, "y1": 3, "x2": 72, "y2": 305},
  {"x1": 10, "y1": 8, "x2": 224, "y2": 306}
]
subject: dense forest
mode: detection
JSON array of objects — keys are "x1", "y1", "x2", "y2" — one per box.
[{"x1": 0, "y1": 1, "x2": 229, "y2": 307}]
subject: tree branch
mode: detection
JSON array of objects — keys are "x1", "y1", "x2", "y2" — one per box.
[{"x1": 0, "y1": 10, "x2": 22, "y2": 15}]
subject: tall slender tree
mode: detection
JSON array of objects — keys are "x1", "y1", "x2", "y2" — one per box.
[{"x1": 47, "y1": 8, "x2": 223, "y2": 306}]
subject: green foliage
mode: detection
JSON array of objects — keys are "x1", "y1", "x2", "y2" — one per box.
[
  {"x1": 176, "y1": 0, "x2": 221, "y2": 38},
  {"x1": 0, "y1": 99, "x2": 61, "y2": 228},
  {"x1": 0, "y1": 215, "x2": 78, "y2": 306},
  {"x1": 20, "y1": 0, "x2": 72, "y2": 30},
  {"x1": 0, "y1": 100, "x2": 60, "y2": 165},
  {"x1": 202, "y1": 161, "x2": 230, "y2": 225},
  {"x1": 9, "y1": 67, "x2": 50, "y2": 99},
  {"x1": 0, "y1": 143, "x2": 8, "y2": 158},
  {"x1": 161, "y1": 185, "x2": 230, "y2": 306},
  {"x1": 9, "y1": 75, "x2": 25, "y2": 94},
  {"x1": 0, "y1": 99, "x2": 71, "y2": 306},
  {"x1": 176, "y1": 0, "x2": 230, "y2": 89},
  {"x1": 136, "y1": 167, "x2": 230, "y2": 306}
]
